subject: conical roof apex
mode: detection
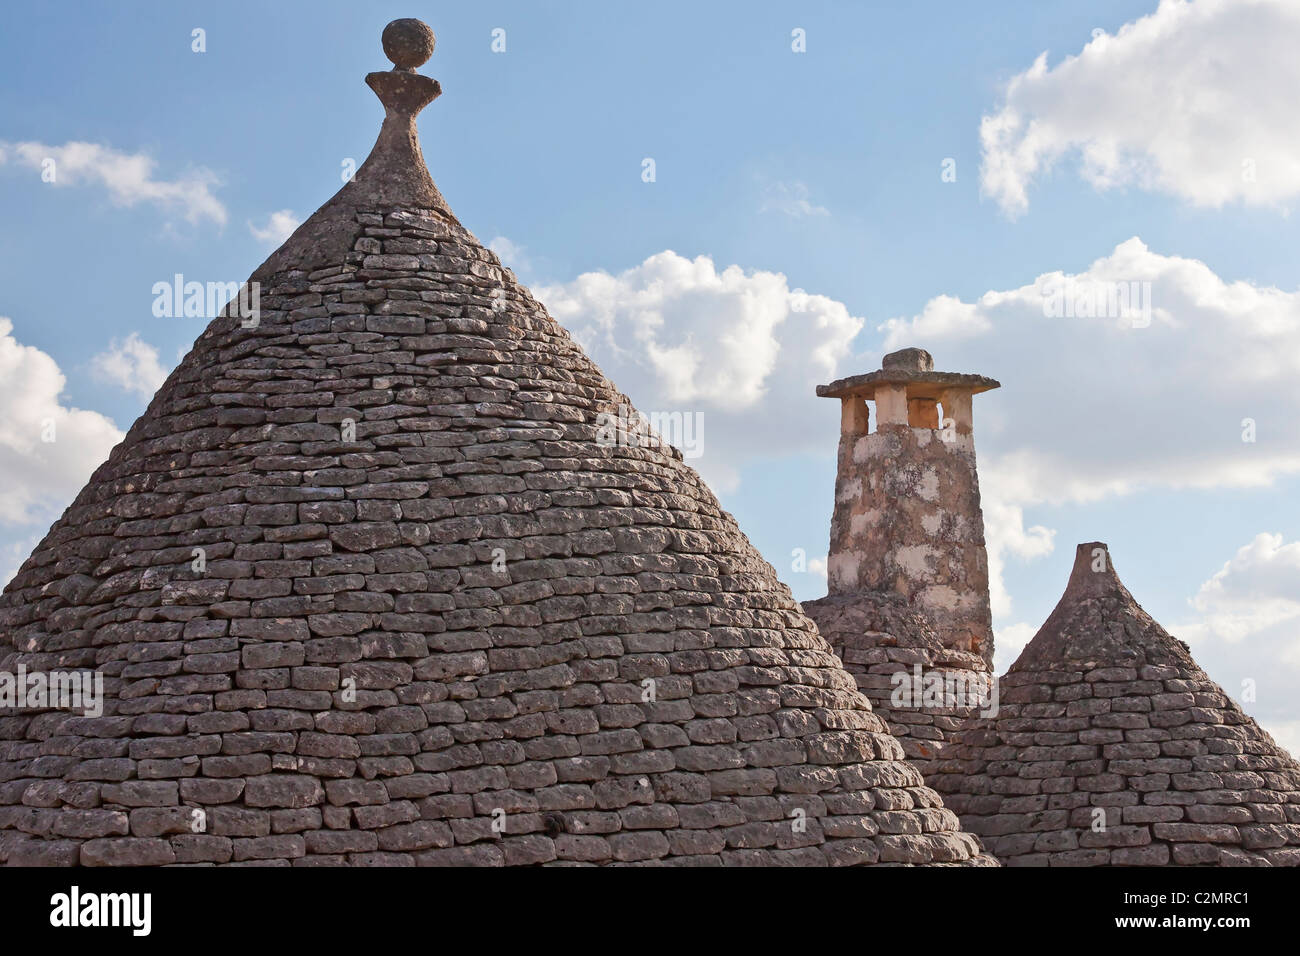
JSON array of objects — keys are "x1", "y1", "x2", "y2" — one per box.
[{"x1": 1012, "y1": 541, "x2": 1195, "y2": 673}]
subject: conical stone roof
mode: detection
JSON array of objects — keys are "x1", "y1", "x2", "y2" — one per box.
[
  {"x1": 930, "y1": 542, "x2": 1300, "y2": 866},
  {"x1": 0, "y1": 19, "x2": 993, "y2": 867}
]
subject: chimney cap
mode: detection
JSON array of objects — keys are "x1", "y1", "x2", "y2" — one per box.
[{"x1": 816, "y1": 348, "x2": 999, "y2": 400}]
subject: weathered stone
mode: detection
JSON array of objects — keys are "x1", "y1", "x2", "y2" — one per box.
[
  {"x1": 244, "y1": 775, "x2": 325, "y2": 809},
  {"x1": 815, "y1": 353, "x2": 998, "y2": 661},
  {"x1": 80, "y1": 838, "x2": 176, "y2": 867}
]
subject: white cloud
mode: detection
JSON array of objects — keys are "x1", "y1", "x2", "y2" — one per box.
[
  {"x1": 249, "y1": 209, "x2": 300, "y2": 245},
  {"x1": 883, "y1": 236, "x2": 1300, "y2": 505},
  {"x1": 1173, "y1": 532, "x2": 1300, "y2": 760},
  {"x1": 880, "y1": 236, "x2": 1300, "y2": 616},
  {"x1": 1184, "y1": 532, "x2": 1300, "y2": 644},
  {"x1": 1263, "y1": 720, "x2": 1300, "y2": 760},
  {"x1": 0, "y1": 140, "x2": 226, "y2": 225},
  {"x1": 993, "y1": 621, "x2": 1038, "y2": 674},
  {"x1": 89, "y1": 333, "x2": 171, "y2": 401},
  {"x1": 982, "y1": 493, "x2": 1055, "y2": 620},
  {"x1": 759, "y1": 180, "x2": 829, "y2": 218},
  {"x1": 0, "y1": 317, "x2": 123, "y2": 527},
  {"x1": 488, "y1": 236, "x2": 530, "y2": 275},
  {"x1": 535, "y1": 240, "x2": 1300, "y2": 670},
  {"x1": 536, "y1": 251, "x2": 863, "y2": 493},
  {"x1": 981, "y1": 0, "x2": 1300, "y2": 216}
]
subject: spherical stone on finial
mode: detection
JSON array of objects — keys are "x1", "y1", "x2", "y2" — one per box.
[{"x1": 382, "y1": 18, "x2": 435, "y2": 70}]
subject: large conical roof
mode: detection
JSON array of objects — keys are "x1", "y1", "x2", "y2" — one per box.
[
  {"x1": 0, "y1": 20, "x2": 992, "y2": 867},
  {"x1": 930, "y1": 542, "x2": 1300, "y2": 866}
]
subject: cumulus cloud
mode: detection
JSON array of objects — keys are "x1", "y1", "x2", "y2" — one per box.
[
  {"x1": 982, "y1": 492, "x2": 1055, "y2": 620},
  {"x1": 993, "y1": 621, "x2": 1038, "y2": 674},
  {"x1": 89, "y1": 333, "x2": 171, "y2": 401},
  {"x1": 1185, "y1": 533, "x2": 1300, "y2": 644},
  {"x1": 0, "y1": 318, "x2": 123, "y2": 526},
  {"x1": 882, "y1": 236, "x2": 1300, "y2": 507},
  {"x1": 980, "y1": 0, "x2": 1300, "y2": 216},
  {"x1": 248, "y1": 209, "x2": 300, "y2": 245},
  {"x1": 877, "y1": 235, "x2": 1300, "y2": 619},
  {"x1": 0, "y1": 140, "x2": 226, "y2": 224},
  {"x1": 536, "y1": 251, "x2": 863, "y2": 493},
  {"x1": 759, "y1": 180, "x2": 829, "y2": 218},
  {"x1": 488, "y1": 236, "x2": 531, "y2": 276},
  {"x1": 537, "y1": 239, "x2": 1300, "y2": 623},
  {"x1": 1174, "y1": 532, "x2": 1300, "y2": 758},
  {"x1": 1263, "y1": 721, "x2": 1300, "y2": 760}
]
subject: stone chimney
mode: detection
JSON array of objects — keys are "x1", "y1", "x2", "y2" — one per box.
[{"x1": 816, "y1": 348, "x2": 999, "y2": 662}]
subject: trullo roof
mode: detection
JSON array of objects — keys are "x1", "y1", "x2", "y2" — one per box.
[
  {"x1": 930, "y1": 542, "x2": 1300, "y2": 866},
  {"x1": 0, "y1": 18, "x2": 993, "y2": 867}
]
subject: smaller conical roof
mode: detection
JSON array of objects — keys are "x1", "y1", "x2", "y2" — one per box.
[{"x1": 929, "y1": 542, "x2": 1300, "y2": 866}]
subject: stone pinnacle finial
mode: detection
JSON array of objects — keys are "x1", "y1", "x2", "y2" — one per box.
[
  {"x1": 382, "y1": 18, "x2": 436, "y2": 71},
  {"x1": 249, "y1": 16, "x2": 451, "y2": 282},
  {"x1": 1062, "y1": 541, "x2": 1124, "y2": 600},
  {"x1": 367, "y1": 20, "x2": 442, "y2": 117}
]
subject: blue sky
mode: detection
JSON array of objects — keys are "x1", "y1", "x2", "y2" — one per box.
[{"x1": 3, "y1": 1, "x2": 1300, "y2": 747}]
